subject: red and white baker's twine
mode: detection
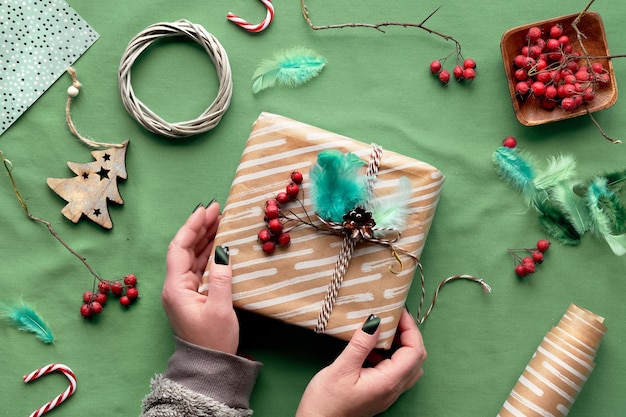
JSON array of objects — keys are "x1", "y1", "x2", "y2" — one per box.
[
  {"x1": 315, "y1": 145, "x2": 384, "y2": 334},
  {"x1": 227, "y1": 0, "x2": 274, "y2": 33},
  {"x1": 23, "y1": 363, "x2": 77, "y2": 417}
]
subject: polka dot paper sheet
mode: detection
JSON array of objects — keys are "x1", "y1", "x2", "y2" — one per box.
[{"x1": 0, "y1": 0, "x2": 99, "y2": 135}]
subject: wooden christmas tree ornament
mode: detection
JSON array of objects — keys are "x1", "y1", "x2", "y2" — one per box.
[
  {"x1": 47, "y1": 68, "x2": 129, "y2": 229},
  {"x1": 47, "y1": 142, "x2": 128, "y2": 229}
]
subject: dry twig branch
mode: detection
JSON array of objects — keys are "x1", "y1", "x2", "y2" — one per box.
[
  {"x1": 300, "y1": 1, "x2": 462, "y2": 52},
  {"x1": 0, "y1": 150, "x2": 104, "y2": 281},
  {"x1": 571, "y1": 0, "x2": 621, "y2": 143}
]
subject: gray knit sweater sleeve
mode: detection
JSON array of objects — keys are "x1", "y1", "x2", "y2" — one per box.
[{"x1": 141, "y1": 337, "x2": 262, "y2": 417}]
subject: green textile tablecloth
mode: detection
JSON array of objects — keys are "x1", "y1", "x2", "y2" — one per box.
[{"x1": 1, "y1": 0, "x2": 625, "y2": 416}]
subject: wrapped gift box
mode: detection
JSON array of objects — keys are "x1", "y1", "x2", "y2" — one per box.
[{"x1": 202, "y1": 112, "x2": 444, "y2": 349}]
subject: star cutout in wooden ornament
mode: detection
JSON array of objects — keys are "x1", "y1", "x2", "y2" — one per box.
[{"x1": 47, "y1": 140, "x2": 129, "y2": 229}]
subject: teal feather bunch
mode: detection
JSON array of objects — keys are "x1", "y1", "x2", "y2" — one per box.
[
  {"x1": 0, "y1": 301, "x2": 54, "y2": 344},
  {"x1": 493, "y1": 146, "x2": 626, "y2": 255},
  {"x1": 252, "y1": 47, "x2": 327, "y2": 94},
  {"x1": 309, "y1": 149, "x2": 369, "y2": 223}
]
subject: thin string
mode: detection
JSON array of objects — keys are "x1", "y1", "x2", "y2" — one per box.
[
  {"x1": 65, "y1": 67, "x2": 125, "y2": 149},
  {"x1": 414, "y1": 263, "x2": 492, "y2": 325},
  {"x1": 118, "y1": 20, "x2": 233, "y2": 139}
]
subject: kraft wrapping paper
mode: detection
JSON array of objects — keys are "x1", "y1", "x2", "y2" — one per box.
[
  {"x1": 498, "y1": 304, "x2": 606, "y2": 417},
  {"x1": 201, "y1": 112, "x2": 444, "y2": 348}
]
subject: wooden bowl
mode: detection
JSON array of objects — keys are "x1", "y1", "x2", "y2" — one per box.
[{"x1": 501, "y1": 12, "x2": 617, "y2": 126}]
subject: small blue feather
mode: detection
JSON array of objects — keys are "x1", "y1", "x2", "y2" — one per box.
[
  {"x1": 309, "y1": 150, "x2": 369, "y2": 222},
  {"x1": 252, "y1": 47, "x2": 326, "y2": 93},
  {"x1": 0, "y1": 301, "x2": 54, "y2": 344}
]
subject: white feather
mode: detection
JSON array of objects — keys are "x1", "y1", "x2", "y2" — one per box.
[{"x1": 367, "y1": 176, "x2": 412, "y2": 234}]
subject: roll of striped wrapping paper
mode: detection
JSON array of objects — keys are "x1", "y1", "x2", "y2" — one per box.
[{"x1": 498, "y1": 304, "x2": 606, "y2": 417}]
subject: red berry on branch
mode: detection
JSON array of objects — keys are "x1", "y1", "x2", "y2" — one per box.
[
  {"x1": 463, "y1": 67, "x2": 476, "y2": 81},
  {"x1": 527, "y1": 26, "x2": 542, "y2": 42},
  {"x1": 286, "y1": 182, "x2": 300, "y2": 198},
  {"x1": 265, "y1": 203, "x2": 280, "y2": 220},
  {"x1": 94, "y1": 292, "x2": 108, "y2": 305},
  {"x1": 258, "y1": 228, "x2": 272, "y2": 243},
  {"x1": 531, "y1": 250, "x2": 544, "y2": 264},
  {"x1": 98, "y1": 280, "x2": 111, "y2": 294},
  {"x1": 463, "y1": 58, "x2": 476, "y2": 69},
  {"x1": 277, "y1": 232, "x2": 291, "y2": 246},
  {"x1": 124, "y1": 274, "x2": 137, "y2": 287},
  {"x1": 549, "y1": 24, "x2": 563, "y2": 39},
  {"x1": 120, "y1": 296, "x2": 132, "y2": 307},
  {"x1": 438, "y1": 69, "x2": 450, "y2": 84},
  {"x1": 276, "y1": 191, "x2": 290, "y2": 204},
  {"x1": 523, "y1": 261, "x2": 536, "y2": 274},
  {"x1": 429, "y1": 60, "x2": 442, "y2": 75},
  {"x1": 515, "y1": 81, "x2": 530, "y2": 97},
  {"x1": 90, "y1": 301, "x2": 103, "y2": 315},
  {"x1": 262, "y1": 241, "x2": 276, "y2": 255},
  {"x1": 83, "y1": 291, "x2": 94, "y2": 303},
  {"x1": 536, "y1": 239, "x2": 551, "y2": 252},
  {"x1": 291, "y1": 171, "x2": 303, "y2": 184},
  {"x1": 515, "y1": 264, "x2": 528, "y2": 278},
  {"x1": 453, "y1": 65, "x2": 464, "y2": 80},
  {"x1": 111, "y1": 282, "x2": 123, "y2": 296},
  {"x1": 80, "y1": 304, "x2": 93, "y2": 318},
  {"x1": 503, "y1": 136, "x2": 517, "y2": 148},
  {"x1": 560, "y1": 96, "x2": 578, "y2": 111},
  {"x1": 126, "y1": 287, "x2": 139, "y2": 300},
  {"x1": 268, "y1": 218, "x2": 283, "y2": 234}
]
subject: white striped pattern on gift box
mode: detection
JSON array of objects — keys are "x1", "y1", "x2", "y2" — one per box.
[{"x1": 202, "y1": 113, "x2": 444, "y2": 349}]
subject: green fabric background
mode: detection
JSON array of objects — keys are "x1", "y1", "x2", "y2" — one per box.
[{"x1": 1, "y1": 0, "x2": 625, "y2": 416}]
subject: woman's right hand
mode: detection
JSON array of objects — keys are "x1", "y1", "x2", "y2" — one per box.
[{"x1": 296, "y1": 308, "x2": 426, "y2": 417}]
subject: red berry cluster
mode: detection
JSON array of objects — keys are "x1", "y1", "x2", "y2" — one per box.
[
  {"x1": 80, "y1": 274, "x2": 139, "y2": 318},
  {"x1": 508, "y1": 239, "x2": 551, "y2": 278},
  {"x1": 258, "y1": 171, "x2": 303, "y2": 255},
  {"x1": 511, "y1": 24, "x2": 610, "y2": 112},
  {"x1": 430, "y1": 57, "x2": 477, "y2": 85}
]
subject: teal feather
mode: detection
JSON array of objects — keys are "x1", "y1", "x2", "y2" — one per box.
[
  {"x1": 534, "y1": 154, "x2": 577, "y2": 190},
  {"x1": 550, "y1": 181, "x2": 590, "y2": 235},
  {"x1": 0, "y1": 301, "x2": 54, "y2": 344},
  {"x1": 367, "y1": 176, "x2": 412, "y2": 234},
  {"x1": 309, "y1": 150, "x2": 369, "y2": 222},
  {"x1": 492, "y1": 146, "x2": 538, "y2": 207},
  {"x1": 252, "y1": 47, "x2": 327, "y2": 93},
  {"x1": 574, "y1": 169, "x2": 626, "y2": 196},
  {"x1": 585, "y1": 177, "x2": 626, "y2": 255},
  {"x1": 536, "y1": 199, "x2": 582, "y2": 246}
]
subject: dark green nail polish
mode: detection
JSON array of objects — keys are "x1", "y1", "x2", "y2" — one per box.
[
  {"x1": 193, "y1": 203, "x2": 204, "y2": 213},
  {"x1": 362, "y1": 314, "x2": 381, "y2": 335},
  {"x1": 215, "y1": 245, "x2": 230, "y2": 265},
  {"x1": 205, "y1": 198, "x2": 217, "y2": 208}
]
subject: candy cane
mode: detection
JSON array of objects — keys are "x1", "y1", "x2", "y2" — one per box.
[
  {"x1": 23, "y1": 363, "x2": 77, "y2": 417},
  {"x1": 227, "y1": 0, "x2": 274, "y2": 33}
]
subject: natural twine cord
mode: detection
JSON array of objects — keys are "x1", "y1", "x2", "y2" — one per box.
[
  {"x1": 66, "y1": 67, "x2": 125, "y2": 149},
  {"x1": 118, "y1": 20, "x2": 233, "y2": 138}
]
